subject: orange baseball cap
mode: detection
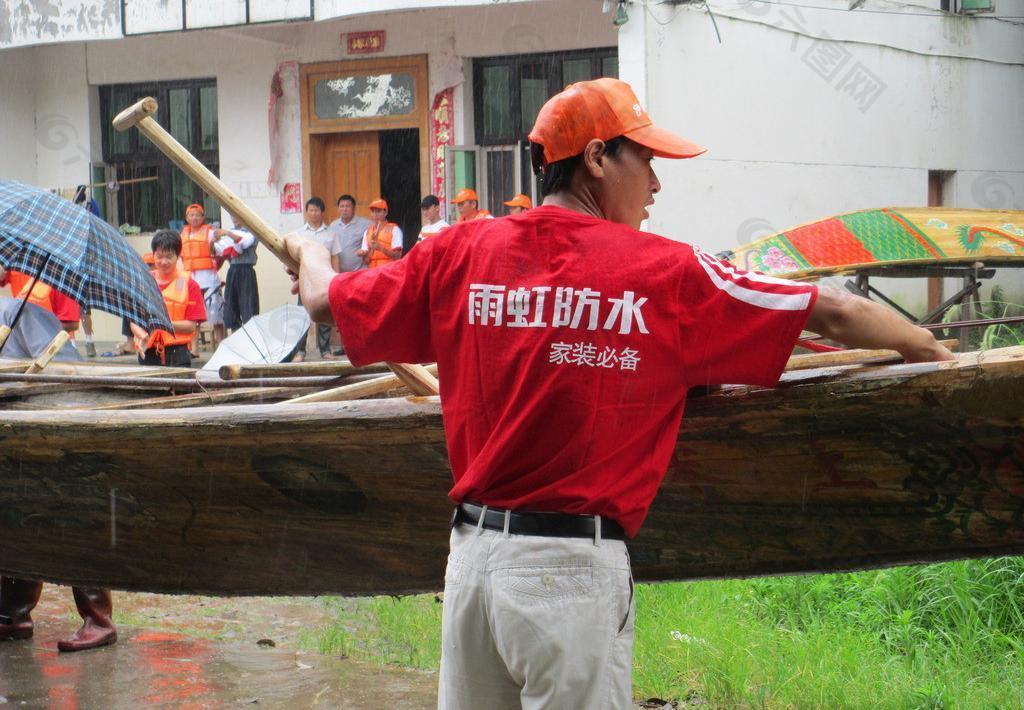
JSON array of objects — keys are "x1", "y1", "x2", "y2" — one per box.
[
  {"x1": 184, "y1": 203, "x2": 204, "y2": 216},
  {"x1": 450, "y1": 188, "x2": 479, "y2": 204},
  {"x1": 528, "y1": 78, "x2": 705, "y2": 166},
  {"x1": 503, "y1": 194, "x2": 532, "y2": 209},
  {"x1": 368, "y1": 198, "x2": 388, "y2": 211}
]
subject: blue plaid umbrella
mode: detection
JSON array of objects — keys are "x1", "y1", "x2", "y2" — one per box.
[{"x1": 0, "y1": 180, "x2": 172, "y2": 335}]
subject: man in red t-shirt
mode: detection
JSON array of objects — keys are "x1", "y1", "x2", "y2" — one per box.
[{"x1": 284, "y1": 79, "x2": 953, "y2": 708}]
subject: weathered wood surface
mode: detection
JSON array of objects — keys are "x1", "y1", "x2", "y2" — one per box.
[
  {"x1": 0, "y1": 347, "x2": 1021, "y2": 596},
  {"x1": 217, "y1": 360, "x2": 389, "y2": 380}
]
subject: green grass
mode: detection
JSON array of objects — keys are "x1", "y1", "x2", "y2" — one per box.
[
  {"x1": 304, "y1": 558, "x2": 1024, "y2": 707},
  {"x1": 300, "y1": 594, "x2": 444, "y2": 669}
]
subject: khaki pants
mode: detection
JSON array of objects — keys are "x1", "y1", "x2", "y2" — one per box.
[{"x1": 438, "y1": 523, "x2": 635, "y2": 709}]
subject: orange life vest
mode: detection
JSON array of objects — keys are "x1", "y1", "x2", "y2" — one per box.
[
  {"x1": 17, "y1": 279, "x2": 54, "y2": 313},
  {"x1": 180, "y1": 224, "x2": 216, "y2": 272},
  {"x1": 14, "y1": 276, "x2": 78, "y2": 335},
  {"x1": 457, "y1": 209, "x2": 492, "y2": 223},
  {"x1": 143, "y1": 269, "x2": 194, "y2": 352},
  {"x1": 366, "y1": 222, "x2": 399, "y2": 269}
]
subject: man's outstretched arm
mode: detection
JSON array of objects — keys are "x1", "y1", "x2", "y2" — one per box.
[
  {"x1": 805, "y1": 287, "x2": 955, "y2": 363},
  {"x1": 284, "y1": 234, "x2": 335, "y2": 325}
]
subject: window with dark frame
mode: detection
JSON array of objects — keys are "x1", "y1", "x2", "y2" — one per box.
[
  {"x1": 100, "y1": 79, "x2": 220, "y2": 232},
  {"x1": 471, "y1": 48, "x2": 617, "y2": 208},
  {"x1": 473, "y1": 47, "x2": 618, "y2": 146}
]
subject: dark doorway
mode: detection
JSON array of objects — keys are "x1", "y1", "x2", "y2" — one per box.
[{"x1": 378, "y1": 128, "x2": 421, "y2": 254}]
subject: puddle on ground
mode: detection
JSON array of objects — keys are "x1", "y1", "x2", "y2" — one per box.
[{"x1": 0, "y1": 586, "x2": 436, "y2": 709}]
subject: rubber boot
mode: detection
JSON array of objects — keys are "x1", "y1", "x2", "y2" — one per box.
[
  {"x1": 0, "y1": 577, "x2": 43, "y2": 641},
  {"x1": 57, "y1": 588, "x2": 116, "y2": 652}
]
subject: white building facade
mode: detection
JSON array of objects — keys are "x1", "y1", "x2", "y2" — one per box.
[{"x1": 1, "y1": 0, "x2": 1021, "y2": 338}]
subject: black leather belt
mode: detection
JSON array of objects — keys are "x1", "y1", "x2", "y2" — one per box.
[{"x1": 453, "y1": 501, "x2": 627, "y2": 541}]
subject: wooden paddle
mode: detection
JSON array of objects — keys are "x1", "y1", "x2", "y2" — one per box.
[
  {"x1": 112, "y1": 97, "x2": 440, "y2": 397},
  {"x1": 24, "y1": 331, "x2": 69, "y2": 374}
]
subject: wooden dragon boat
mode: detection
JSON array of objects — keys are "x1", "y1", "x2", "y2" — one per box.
[
  {"x1": 724, "y1": 207, "x2": 1024, "y2": 279},
  {"x1": 0, "y1": 346, "x2": 1021, "y2": 596}
]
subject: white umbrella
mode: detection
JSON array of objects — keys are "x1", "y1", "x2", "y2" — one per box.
[{"x1": 201, "y1": 304, "x2": 310, "y2": 373}]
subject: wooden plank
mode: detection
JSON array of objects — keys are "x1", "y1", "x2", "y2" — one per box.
[
  {"x1": 287, "y1": 364, "x2": 439, "y2": 403},
  {"x1": 0, "y1": 347, "x2": 1020, "y2": 596},
  {"x1": 0, "y1": 366, "x2": 195, "y2": 400},
  {"x1": 786, "y1": 339, "x2": 959, "y2": 371},
  {"x1": 218, "y1": 360, "x2": 389, "y2": 380},
  {"x1": 0, "y1": 373, "x2": 356, "y2": 390},
  {"x1": 83, "y1": 387, "x2": 304, "y2": 411}
]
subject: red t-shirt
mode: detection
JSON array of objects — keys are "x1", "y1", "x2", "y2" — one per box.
[
  {"x1": 5, "y1": 271, "x2": 80, "y2": 323},
  {"x1": 329, "y1": 206, "x2": 817, "y2": 536}
]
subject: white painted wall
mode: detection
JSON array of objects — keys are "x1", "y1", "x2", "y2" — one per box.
[
  {"x1": 33, "y1": 43, "x2": 94, "y2": 190},
  {"x1": 632, "y1": 1, "x2": 1024, "y2": 312},
  {"x1": 0, "y1": 46, "x2": 38, "y2": 184}
]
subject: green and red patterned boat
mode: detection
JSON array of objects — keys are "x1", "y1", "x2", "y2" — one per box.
[{"x1": 725, "y1": 208, "x2": 1024, "y2": 279}]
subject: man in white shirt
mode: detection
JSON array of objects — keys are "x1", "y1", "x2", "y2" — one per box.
[
  {"x1": 294, "y1": 197, "x2": 333, "y2": 361},
  {"x1": 417, "y1": 194, "x2": 449, "y2": 242}
]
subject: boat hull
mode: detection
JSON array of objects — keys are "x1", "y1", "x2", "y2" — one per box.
[{"x1": 1, "y1": 349, "x2": 1022, "y2": 596}]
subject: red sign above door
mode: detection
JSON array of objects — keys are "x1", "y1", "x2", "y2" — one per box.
[{"x1": 346, "y1": 31, "x2": 386, "y2": 55}]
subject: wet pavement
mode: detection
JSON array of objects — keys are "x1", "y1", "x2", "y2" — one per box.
[{"x1": 0, "y1": 588, "x2": 437, "y2": 709}]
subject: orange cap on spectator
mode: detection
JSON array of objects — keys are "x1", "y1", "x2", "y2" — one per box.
[
  {"x1": 368, "y1": 198, "x2": 388, "y2": 211},
  {"x1": 503, "y1": 194, "x2": 532, "y2": 209},
  {"x1": 528, "y1": 78, "x2": 705, "y2": 166},
  {"x1": 184, "y1": 203, "x2": 204, "y2": 216},
  {"x1": 450, "y1": 188, "x2": 479, "y2": 204}
]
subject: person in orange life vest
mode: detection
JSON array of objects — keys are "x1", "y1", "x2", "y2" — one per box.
[
  {"x1": 355, "y1": 198, "x2": 403, "y2": 269},
  {"x1": 0, "y1": 267, "x2": 115, "y2": 652},
  {"x1": 503, "y1": 193, "x2": 532, "y2": 215},
  {"x1": 284, "y1": 77, "x2": 956, "y2": 708},
  {"x1": 449, "y1": 188, "x2": 493, "y2": 223},
  {"x1": 129, "y1": 230, "x2": 207, "y2": 368},
  {"x1": 180, "y1": 203, "x2": 225, "y2": 351},
  {"x1": 0, "y1": 267, "x2": 80, "y2": 334}
]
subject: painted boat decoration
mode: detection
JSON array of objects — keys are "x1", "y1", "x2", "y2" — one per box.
[
  {"x1": 723, "y1": 208, "x2": 1024, "y2": 280},
  {"x1": 0, "y1": 347, "x2": 1021, "y2": 597}
]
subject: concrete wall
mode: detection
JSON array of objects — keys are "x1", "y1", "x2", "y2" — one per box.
[
  {"x1": 0, "y1": 45, "x2": 39, "y2": 184},
  {"x1": 622, "y1": 1, "x2": 1024, "y2": 313}
]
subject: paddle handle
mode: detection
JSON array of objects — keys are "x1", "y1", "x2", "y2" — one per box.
[
  {"x1": 113, "y1": 97, "x2": 296, "y2": 271},
  {"x1": 112, "y1": 97, "x2": 440, "y2": 397},
  {"x1": 25, "y1": 331, "x2": 69, "y2": 374}
]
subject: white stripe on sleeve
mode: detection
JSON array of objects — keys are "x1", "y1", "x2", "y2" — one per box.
[{"x1": 695, "y1": 250, "x2": 812, "y2": 312}]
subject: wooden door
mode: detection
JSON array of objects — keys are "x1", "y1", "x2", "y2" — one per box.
[{"x1": 310, "y1": 131, "x2": 380, "y2": 222}]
